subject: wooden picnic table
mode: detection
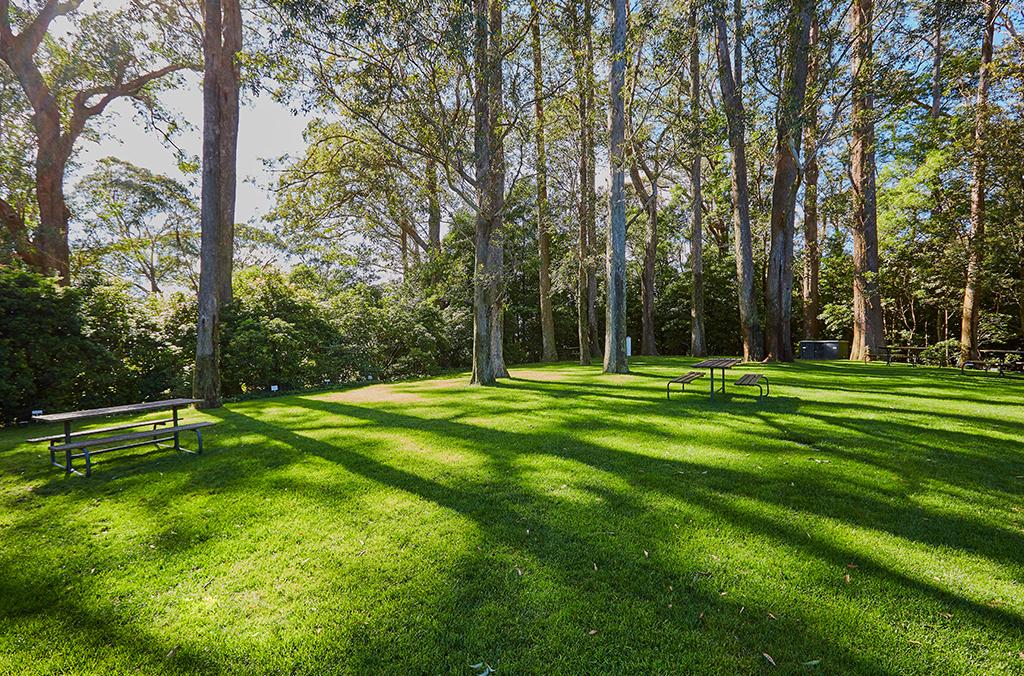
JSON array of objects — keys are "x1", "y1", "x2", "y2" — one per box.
[
  {"x1": 32, "y1": 398, "x2": 206, "y2": 476},
  {"x1": 886, "y1": 345, "x2": 926, "y2": 366},
  {"x1": 692, "y1": 358, "x2": 742, "y2": 399}
]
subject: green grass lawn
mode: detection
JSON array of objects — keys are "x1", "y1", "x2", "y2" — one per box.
[{"x1": 1, "y1": 358, "x2": 1023, "y2": 674}]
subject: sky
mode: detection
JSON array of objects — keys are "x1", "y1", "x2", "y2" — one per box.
[
  {"x1": 74, "y1": 77, "x2": 309, "y2": 227},
  {"x1": 64, "y1": 0, "x2": 309, "y2": 227}
]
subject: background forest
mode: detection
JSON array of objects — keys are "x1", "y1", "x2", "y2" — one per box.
[{"x1": 1, "y1": 0, "x2": 1022, "y2": 421}]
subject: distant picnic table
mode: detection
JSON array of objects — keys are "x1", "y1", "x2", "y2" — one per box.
[
  {"x1": 962, "y1": 349, "x2": 1024, "y2": 376},
  {"x1": 31, "y1": 398, "x2": 212, "y2": 477},
  {"x1": 885, "y1": 346, "x2": 926, "y2": 366},
  {"x1": 692, "y1": 358, "x2": 743, "y2": 399}
]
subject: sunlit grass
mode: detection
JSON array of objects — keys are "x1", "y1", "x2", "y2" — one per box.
[{"x1": 1, "y1": 358, "x2": 1022, "y2": 673}]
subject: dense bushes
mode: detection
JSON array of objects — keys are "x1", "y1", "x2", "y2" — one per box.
[
  {"x1": 0, "y1": 266, "x2": 475, "y2": 424},
  {"x1": 0, "y1": 269, "x2": 181, "y2": 424}
]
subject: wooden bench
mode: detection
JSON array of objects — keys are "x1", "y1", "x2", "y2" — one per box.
[
  {"x1": 49, "y1": 422, "x2": 214, "y2": 477},
  {"x1": 735, "y1": 373, "x2": 769, "y2": 400},
  {"x1": 667, "y1": 371, "x2": 704, "y2": 399}
]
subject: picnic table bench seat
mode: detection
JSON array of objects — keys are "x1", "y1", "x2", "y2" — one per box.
[
  {"x1": 667, "y1": 371, "x2": 704, "y2": 399},
  {"x1": 27, "y1": 418, "x2": 174, "y2": 444},
  {"x1": 735, "y1": 373, "x2": 769, "y2": 400},
  {"x1": 49, "y1": 422, "x2": 214, "y2": 477}
]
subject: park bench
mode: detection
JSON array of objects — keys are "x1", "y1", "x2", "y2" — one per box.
[
  {"x1": 666, "y1": 371, "x2": 704, "y2": 399},
  {"x1": 31, "y1": 399, "x2": 212, "y2": 477},
  {"x1": 735, "y1": 373, "x2": 769, "y2": 400}
]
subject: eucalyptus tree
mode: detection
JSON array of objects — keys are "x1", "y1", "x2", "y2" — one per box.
[
  {"x1": 848, "y1": 0, "x2": 885, "y2": 361},
  {"x1": 688, "y1": 0, "x2": 706, "y2": 357},
  {"x1": 764, "y1": 0, "x2": 813, "y2": 361},
  {"x1": 713, "y1": 0, "x2": 763, "y2": 361},
  {"x1": 604, "y1": 0, "x2": 628, "y2": 373},
  {"x1": 0, "y1": 0, "x2": 196, "y2": 283},
  {"x1": 195, "y1": 0, "x2": 243, "y2": 407},
  {"x1": 960, "y1": 0, "x2": 997, "y2": 361}
]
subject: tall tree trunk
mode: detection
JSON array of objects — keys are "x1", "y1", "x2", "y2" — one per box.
[
  {"x1": 765, "y1": 0, "x2": 813, "y2": 361},
  {"x1": 34, "y1": 145, "x2": 70, "y2": 283},
  {"x1": 575, "y1": 1, "x2": 591, "y2": 366},
  {"x1": 714, "y1": 2, "x2": 764, "y2": 361},
  {"x1": 215, "y1": 0, "x2": 241, "y2": 307},
  {"x1": 531, "y1": 0, "x2": 558, "y2": 362},
  {"x1": 584, "y1": 0, "x2": 602, "y2": 361},
  {"x1": 604, "y1": 0, "x2": 628, "y2": 373},
  {"x1": 194, "y1": 0, "x2": 227, "y2": 408},
  {"x1": 802, "y1": 16, "x2": 821, "y2": 340},
  {"x1": 689, "y1": 0, "x2": 706, "y2": 358},
  {"x1": 470, "y1": 0, "x2": 507, "y2": 385},
  {"x1": 849, "y1": 0, "x2": 885, "y2": 361},
  {"x1": 427, "y1": 158, "x2": 441, "y2": 250},
  {"x1": 801, "y1": 34, "x2": 822, "y2": 342},
  {"x1": 960, "y1": 0, "x2": 996, "y2": 362}
]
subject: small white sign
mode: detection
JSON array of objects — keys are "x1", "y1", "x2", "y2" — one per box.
[
  {"x1": 270, "y1": 385, "x2": 279, "y2": 392},
  {"x1": 626, "y1": 336, "x2": 632, "y2": 357},
  {"x1": 32, "y1": 409, "x2": 43, "y2": 416}
]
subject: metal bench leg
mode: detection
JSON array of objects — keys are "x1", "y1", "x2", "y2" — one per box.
[
  {"x1": 667, "y1": 382, "x2": 672, "y2": 400},
  {"x1": 196, "y1": 429, "x2": 204, "y2": 454},
  {"x1": 84, "y1": 449, "x2": 92, "y2": 478},
  {"x1": 764, "y1": 377, "x2": 769, "y2": 396}
]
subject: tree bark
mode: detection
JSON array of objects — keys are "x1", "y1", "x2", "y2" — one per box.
[
  {"x1": 531, "y1": 0, "x2": 558, "y2": 362},
  {"x1": 689, "y1": 0, "x2": 706, "y2": 358},
  {"x1": 470, "y1": 0, "x2": 507, "y2": 385},
  {"x1": 802, "y1": 16, "x2": 821, "y2": 340},
  {"x1": 584, "y1": 0, "x2": 602, "y2": 362},
  {"x1": 575, "y1": 0, "x2": 591, "y2": 366},
  {"x1": 193, "y1": 0, "x2": 242, "y2": 407},
  {"x1": 714, "y1": 2, "x2": 764, "y2": 361},
  {"x1": 849, "y1": 0, "x2": 885, "y2": 361},
  {"x1": 765, "y1": 0, "x2": 813, "y2": 361},
  {"x1": 604, "y1": 0, "x2": 628, "y2": 373},
  {"x1": 960, "y1": 0, "x2": 996, "y2": 362}
]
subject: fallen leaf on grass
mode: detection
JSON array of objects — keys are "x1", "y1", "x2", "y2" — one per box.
[
  {"x1": 846, "y1": 563, "x2": 858, "y2": 569},
  {"x1": 166, "y1": 645, "x2": 180, "y2": 658},
  {"x1": 588, "y1": 629, "x2": 598, "y2": 635},
  {"x1": 763, "y1": 652, "x2": 776, "y2": 666},
  {"x1": 643, "y1": 549, "x2": 649, "y2": 558},
  {"x1": 768, "y1": 613, "x2": 777, "y2": 620},
  {"x1": 593, "y1": 562, "x2": 598, "y2": 571},
  {"x1": 843, "y1": 574, "x2": 851, "y2": 584},
  {"x1": 802, "y1": 659, "x2": 821, "y2": 667}
]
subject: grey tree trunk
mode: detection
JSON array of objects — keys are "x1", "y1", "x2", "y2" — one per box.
[
  {"x1": 531, "y1": 0, "x2": 558, "y2": 362},
  {"x1": 689, "y1": 0, "x2": 706, "y2": 358},
  {"x1": 714, "y1": 3, "x2": 764, "y2": 361},
  {"x1": 802, "y1": 15, "x2": 821, "y2": 341},
  {"x1": 960, "y1": 0, "x2": 996, "y2": 362},
  {"x1": 765, "y1": 0, "x2": 813, "y2": 361},
  {"x1": 215, "y1": 0, "x2": 241, "y2": 307},
  {"x1": 575, "y1": 1, "x2": 592, "y2": 366},
  {"x1": 584, "y1": 0, "x2": 602, "y2": 362},
  {"x1": 849, "y1": 0, "x2": 885, "y2": 361},
  {"x1": 604, "y1": 0, "x2": 629, "y2": 374},
  {"x1": 470, "y1": 0, "x2": 507, "y2": 385}
]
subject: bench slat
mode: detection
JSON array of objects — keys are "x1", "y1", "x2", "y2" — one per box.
[
  {"x1": 28, "y1": 418, "x2": 174, "y2": 444},
  {"x1": 670, "y1": 371, "x2": 704, "y2": 384},
  {"x1": 52, "y1": 422, "x2": 215, "y2": 452},
  {"x1": 736, "y1": 373, "x2": 764, "y2": 386}
]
